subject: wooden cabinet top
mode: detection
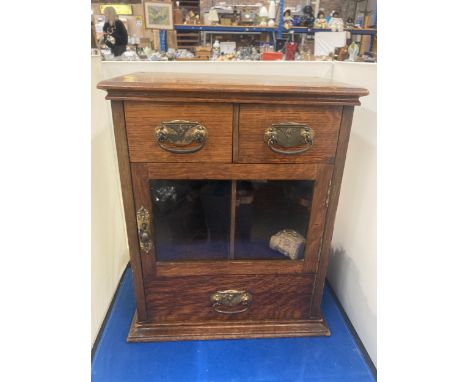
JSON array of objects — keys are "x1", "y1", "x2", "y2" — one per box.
[{"x1": 97, "y1": 72, "x2": 368, "y2": 105}]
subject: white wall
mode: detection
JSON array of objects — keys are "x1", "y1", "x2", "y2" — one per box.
[
  {"x1": 91, "y1": 56, "x2": 130, "y2": 346},
  {"x1": 329, "y1": 62, "x2": 377, "y2": 365},
  {"x1": 99, "y1": 60, "x2": 334, "y2": 79},
  {"x1": 91, "y1": 59, "x2": 377, "y2": 366}
]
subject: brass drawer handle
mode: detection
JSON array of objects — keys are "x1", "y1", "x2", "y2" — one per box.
[
  {"x1": 155, "y1": 120, "x2": 207, "y2": 154},
  {"x1": 210, "y1": 290, "x2": 252, "y2": 314},
  {"x1": 137, "y1": 206, "x2": 153, "y2": 253},
  {"x1": 264, "y1": 122, "x2": 314, "y2": 155}
]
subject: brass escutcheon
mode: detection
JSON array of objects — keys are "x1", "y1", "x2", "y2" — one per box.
[
  {"x1": 210, "y1": 290, "x2": 252, "y2": 314},
  {"x1": 264, "y1": 122, "x2": 314, "y2": 155},
  {"x1": 155, "y1": 120, "x2": 207, "y2": 154},
  {"x1": 136, "y1": 206, "x2": 153, "y2": 254}
]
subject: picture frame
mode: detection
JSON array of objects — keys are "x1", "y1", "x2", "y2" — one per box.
[{"x1": 144, "y1": 1, "x2": 173, "y2": 30}]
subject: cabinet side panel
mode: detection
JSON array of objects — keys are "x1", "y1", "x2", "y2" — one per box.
[
  {"x1": 310, "y1": 106, "x2": 355, "y2": 316},
  {"x1": 303, "y1": 165, "x2": 333, "y2": 273},
  {"x1": 110, "y1": 100, "x2": 147, "y2": 320}
]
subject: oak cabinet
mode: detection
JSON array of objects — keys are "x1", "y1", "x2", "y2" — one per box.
[{"x1": 98, "y1": 73, "x2": 368, "y2": 342}]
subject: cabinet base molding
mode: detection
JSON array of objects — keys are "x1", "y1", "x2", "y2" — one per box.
[{"x1": 127, "y1": 312, "x2": 331, "y2": 342}]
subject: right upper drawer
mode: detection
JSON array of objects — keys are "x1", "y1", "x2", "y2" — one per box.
[{"x1": 238, "y1": 104, "x2": 342, "y2": 163}]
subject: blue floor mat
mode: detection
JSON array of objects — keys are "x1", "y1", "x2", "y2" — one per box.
[{"x1": 92, "y1": 268, "x2": 375, "y2": 382}]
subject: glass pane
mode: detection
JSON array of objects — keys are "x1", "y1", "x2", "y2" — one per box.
[
  {"x1": 235, "y1": 180, "x2": 314, "y2": 260},
  {"x1": 150, "y1": 180, "x2": 230, "y2": 261}
]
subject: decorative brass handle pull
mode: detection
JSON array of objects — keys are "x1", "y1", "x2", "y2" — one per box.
[
  {"x1": 136, "y1": 206, "x2": 153, "y2": 253},
  {"x1": 155, "y1": 120, "x2": 207, "y2": 154},
  {"x1": 210, "y1": 290, "x2": 252, "y2": 314},
  {"x1": 264, "y1": 122, "x2": 314, "y2": 155}
]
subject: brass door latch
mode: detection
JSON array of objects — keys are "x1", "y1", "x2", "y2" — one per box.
[{"x1": 136, "y1": 206, "x2": 153, "y2": 253}]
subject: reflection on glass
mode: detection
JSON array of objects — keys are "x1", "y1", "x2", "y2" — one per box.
[
  {"x1": 234, "y1": 180, "x2": 314, "y2": 260},
  {"x1": 150, "y1": 180, "x2": 230, "y2": 261}
]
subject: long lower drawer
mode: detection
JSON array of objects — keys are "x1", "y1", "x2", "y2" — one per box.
[{"x1": 144, "y1": 274, "x2": 316, "y2": 322}]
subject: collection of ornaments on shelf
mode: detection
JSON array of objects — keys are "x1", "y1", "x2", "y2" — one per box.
[
  {"x1": 181, "y1": 1, "x2": 278, "y2": 26},
  {"x1": 282, "y1": 9, "x2": 359, "y2": 32},
  {"x1": 104, "y1": 40, "x2": 368, "y2": 62},
  {"x1": 179, "y1": 1, "x2": 361, "y2": 32},
  {"x1": 103, "y1": 2, "x2": 369, "y2": 62},
  {"x1": 207, "y1": 40, "x2": 364, "y2": 62},
  {"x1": 179, "y1": 1, "x2": 347, "y2": 30}
]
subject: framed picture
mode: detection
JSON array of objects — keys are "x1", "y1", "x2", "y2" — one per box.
[{"x1": 144, "y1": 1, "x2": 173, "y2": 30}]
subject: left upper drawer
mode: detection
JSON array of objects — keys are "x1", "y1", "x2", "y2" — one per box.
[{"x1": 124, "y1": 102, "x2": 233, "y2": 163}]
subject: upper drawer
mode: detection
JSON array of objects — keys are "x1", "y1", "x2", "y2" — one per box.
[
  {"x1": 124, "y1": 102, "x2": 233, "y2": 163},
  {"x1": 238, "y1": 104, "x2": 342, "y2": 163}
]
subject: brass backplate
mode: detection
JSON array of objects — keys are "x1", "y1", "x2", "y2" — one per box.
[
  {"x1": 155, "y1": 120, "x2": 207, "y2": 154},
  {"x1": 266, "y1": 122, "x2": 314, "y2": 148},
  {"x1": 136, "y1": 206, "x2": 152, "y2": 253},
  {"x1": 210, "y1": 290, "x2": 252, "y2": 314}
]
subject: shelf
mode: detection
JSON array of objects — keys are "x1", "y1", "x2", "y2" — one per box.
[
  {"x1": 174, "y1": 24, "x2": 376, "y2": 36},
  {"x1": 286, "y1": 27, "x2": 377, "y2": 35},
  {"x1": 175, "y1": 24, "x2": 277, "y2": 33}
]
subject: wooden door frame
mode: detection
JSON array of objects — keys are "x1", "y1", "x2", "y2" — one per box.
[{"x1": 131, "y1": 162, "x2": 333, "y2": 280}]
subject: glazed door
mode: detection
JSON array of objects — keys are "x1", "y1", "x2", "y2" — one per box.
[{"x1": 131, "y1": 163, "x2": 333, "y2": 279}]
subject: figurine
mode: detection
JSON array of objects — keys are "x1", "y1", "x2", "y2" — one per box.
[
  {"x1": 314, "y1": 11, "x2": 327, "y2": 29},
  {"x1": 283, "y1": 9, "x2": 293, "y2": 30},
  {"x1": 251, "y1": 46, "x2": 260, "y2": 60},
  {"x1": 300, "y1": 3, "x2": 315, "y2": 27},
  {"x1": 292, "y1": 15, "x2": 301, "y2": 26},
  {"x1": 347, "y1": 41, "x2": 359, "y2": 61},
  {"x1": 173, "y1": 1, "x2": 184, "y2": 24},
  {"x1": 346, "y1": 17, "x2": 355, "y2": 29},
  {"x1": 328, "y1": 11, "x2": 344, "y2": 32},
  {"x1": 335, "y1": 45, "x2": 348, "y2": 61},
  {"x1": 207, "y1": 8, "x2": 219, "y2": 25},
  {"x1": 232, "y1": 7, "x2": 240, "y2": 26},
  {"x1": 212, "y1": 40, "x2": 220, "y2": 60},
  {"x1": 268, "y1": 0, "x2": 276, "y2": 26},
  {"x1": 285, "y1": 42, "x2": 297, "y2": 60},
  {"x1": 184, "y1": 10, "x2": 199, "y2": 25},
  {"x1": 269, "y1": 229, "x2": 305, "y2": 260},
  {"x1": 259, "y1": 6, "x2": 268, "y2": 27}
]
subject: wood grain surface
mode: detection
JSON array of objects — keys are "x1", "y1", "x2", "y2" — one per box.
[
  {"x1": 303, "y1": 165, "x2": 334, "y2": 272},
  {"x1": 124, "y1": 102, "x2": 233, "y2": 163},
  {"x1": 109, "y1": 101, "x2": 147, "y2": 320},
  {"x1": 128, "y1": 314, "x2": 330, "y2": 342},
  {"x1": 144, "y1": 274, "x2": 315, "y2": 322},
  {"x1": 97, "y1": 72, "x2": 369, "y2": 98},
  {"x1": 238, "y1": 104, "x2": 342, "y2": 164},
  {"x1": 310, "y1": 106, "x2": 355, "y2": 316},
  {"x1": 103, "y1": 91, "x2": 365, "y2": 106},
  {"x1": 154, "y1": 260, "x2": 305, "y2": 277},
  {"x1": 146, "y1": 162, "x2": 322, "y2": 179},
  {"x1": 130, "y1": 163, "x2": 156, "y2": 278}
]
